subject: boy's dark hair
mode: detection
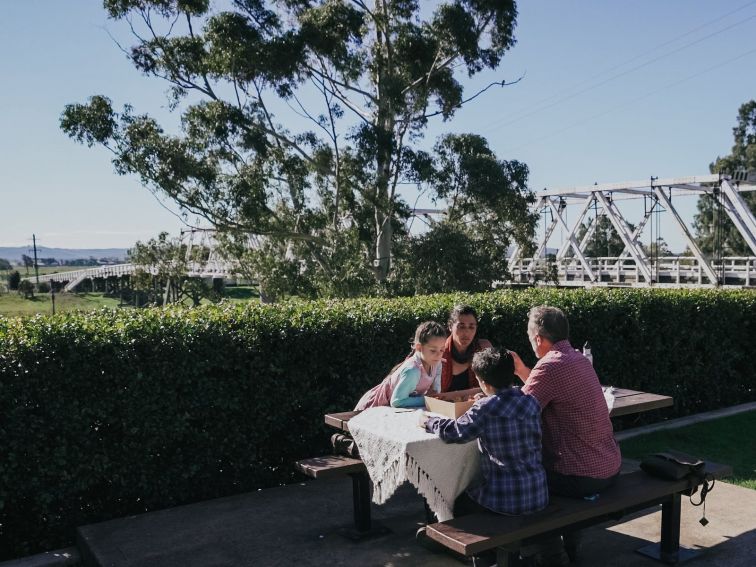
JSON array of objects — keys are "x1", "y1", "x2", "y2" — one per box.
[{"x1": 471, "y1": 347, "x2": 516, "y2": 389}]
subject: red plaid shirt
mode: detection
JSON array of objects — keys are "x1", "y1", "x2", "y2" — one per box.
[{"x1": 522, "y1": 340, "x2": 621, "y2": 479}]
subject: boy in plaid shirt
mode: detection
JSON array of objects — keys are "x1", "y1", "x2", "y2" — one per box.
[{"x1": 422, "y1": 347, "x2": 548, "y2": 517}]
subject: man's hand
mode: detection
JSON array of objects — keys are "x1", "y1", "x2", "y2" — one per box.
[{"x1": 509, "y1": 350, "x2": 532, "y2": 382}]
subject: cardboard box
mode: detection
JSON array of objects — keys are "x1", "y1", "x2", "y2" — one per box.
[{"x1": 424, "y1": 387, "x2": 482, "y2": 419}]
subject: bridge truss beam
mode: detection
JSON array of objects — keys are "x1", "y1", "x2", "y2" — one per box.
[{"x1": 510, "y1": 174, "x2": 756, "y2": 288}]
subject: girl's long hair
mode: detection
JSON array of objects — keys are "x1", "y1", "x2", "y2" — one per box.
[{"x1": 385, "y1": 321, "x2": 447, "y2": 378}]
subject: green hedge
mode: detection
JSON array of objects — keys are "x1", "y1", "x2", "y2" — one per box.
[{"x1": 0, "y1": 288, "x2": 754, "y2": 559}]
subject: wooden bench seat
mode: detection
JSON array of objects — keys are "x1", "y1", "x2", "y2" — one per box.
[
  {"x1": 295, "y1": 455, "x2": 387, "y2": 539},
  {"x1": 426, "y1": 461, "x2": 732, "y2": 565},
  {"x1": 295, "y1": 455, "x2": 366, "y2": 479}
]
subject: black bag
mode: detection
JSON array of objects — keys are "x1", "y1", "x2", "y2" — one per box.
[
  {"x1": 640, "y1": 449, "x2": 715, "y2": 526},
  {"x1": 331, "y1": 433, "x2": 360, "y2": 459},
  {"x1": 640, "y1": 451, "x2": 705, "y2": 481}
]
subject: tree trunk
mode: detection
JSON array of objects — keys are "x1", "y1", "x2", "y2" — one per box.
[
  {"x1": 374, "y1": 146, "x2": 393, "y2": 281},
  {"x1": 372, "y1": 0, "x2": 394, "y2": 282}
]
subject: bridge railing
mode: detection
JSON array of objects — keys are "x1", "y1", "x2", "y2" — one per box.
[
  {"x1": 508, "y1": 256, "x2": 756, "y2": 287},
  {"x1": 23, "y1": 261, "x2": 242, "y2": 286},
  {"x1": 23, "y1": 256, "x2": 756, "y2": 290}
]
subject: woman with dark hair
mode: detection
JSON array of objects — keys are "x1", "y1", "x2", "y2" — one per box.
[{"x1": 440, "y1": 305, "x2": 492, "y2": 392}]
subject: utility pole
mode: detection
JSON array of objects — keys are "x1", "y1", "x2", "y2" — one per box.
[{"x1": 32, "y1": 234, "x2": 40, "y2": 284}]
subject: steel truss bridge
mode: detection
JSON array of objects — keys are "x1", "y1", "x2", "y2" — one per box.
[
  {"x1": 26, "y1": 176, "x2": 756, "y2": 291},
  {"x1": 29, "y1": 229, "x2": 240, "y2": 292},
  {"x1": 32, "y1": 260, "x2": 236, "y2": 292},
  {"x1": 509, "y1": 173, "x2": 756, "y2": 288}
]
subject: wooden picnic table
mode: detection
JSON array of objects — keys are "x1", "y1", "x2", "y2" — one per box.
[
  {"x1": 606, "y1": 387, "x2": 674, "y2": 417},
  {"x1": 316, "y1": 386, "x2": 673, "y2": 539},
  {"x1": 325, "y1": 387, "x2": 673, "y2": 432}
]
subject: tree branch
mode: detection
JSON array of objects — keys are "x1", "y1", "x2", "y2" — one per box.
[
  {"x1": 304, "y1": 61, "x2": 377, "y2": 105},
  {"x1": 349, "y1": 0, "x2": 375, "y2": 21},
  {"x1": 308, "y1": 59, "x2": 374, "y2": 121},
  {"x1": 185, "y1": 12, "x2": 218, "y2": 100},
  {"x1": 401, "y1": 9, "x2": 497, "y2": 98},
  {"x1": 418, "y1": 77, "x2": 523, "y2": 121},
  {"x1": 248, "y1": 79, "x2": 328, "y2": 174}
]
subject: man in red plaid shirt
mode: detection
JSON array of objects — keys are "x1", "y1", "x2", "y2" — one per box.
[{"x1": 512, "y1": 305, "x2": 621, "y2": 566}]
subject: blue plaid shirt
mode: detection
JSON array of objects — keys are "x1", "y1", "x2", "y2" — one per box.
[{"x1": 426, "y1": 388, "x2": 548, "y2": 515}]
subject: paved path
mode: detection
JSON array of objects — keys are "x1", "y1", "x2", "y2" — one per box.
[
  {"x1": 5, "y1": 405, "x2": 756, "y2": 567},
  {"x1": 71, "y1": 473, "x2": 756, "y2": 567}
]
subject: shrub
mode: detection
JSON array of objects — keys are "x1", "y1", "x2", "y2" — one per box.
[
  {"x1": 17, "y1": 279, "x2": 34, "y2": 298},
  {"x1": 0, "y1": 288, "x2": 754, "y2": 559},
  {"x1": 7, "y1": 270, "x2": 21, "y2": 290}
]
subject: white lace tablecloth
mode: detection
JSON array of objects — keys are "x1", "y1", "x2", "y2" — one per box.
[{"x1": 348, "y1": 406, "x2": 480, "y2": 521}]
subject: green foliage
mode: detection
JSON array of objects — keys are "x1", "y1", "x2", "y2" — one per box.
[
  {"x1": 128, "y1": 232, "x2": 215, "y2": 306},
  {"x1": 21, "y1": 254, "x2": 33, "y2": 274},
  {"x1": 388, "y1": 221, "x2": 511, "y2": 295},
  {"x1": 694, "y1": 99, "x2": 756, "y2": 255},
  {"x1": 575, "y1": 214, "x2": 635, "y2": 258},
  {"x1": 431, "y1": 134, "x2": 535, "y2": 233},
  {"x1": 0, "y1": 258, "x2": 12, "y2": 271},
  {"x1": 7, "y1": 270, "x2": 21, "y2": 290},
  {"x1": 61, "y1": 1, "x2": 533, "y2": 289},
  {"x1": 17, "y1": 280, "x2": 34, "y2": 299},
  {"x1": 1, "y1": 288, "x2": 754, "y2": 558}
]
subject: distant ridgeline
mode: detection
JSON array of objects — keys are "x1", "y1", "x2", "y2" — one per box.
[{"x1": 0, "y1": 246, "x2": 128, "y2": 265}]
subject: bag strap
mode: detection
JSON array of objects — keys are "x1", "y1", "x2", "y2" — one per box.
[
  {"x1": 688, "y1": 473, "x2": 715, "y2": 527},
  {"x1": 690, "y1": 474, "x2": 715, "y2": 507}
]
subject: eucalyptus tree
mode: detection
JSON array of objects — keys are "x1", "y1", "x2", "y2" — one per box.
[
  {"x1": 388, "y1": 133, "x2": 535, "y2": 294},
  {"x1": 128, "y1": 231, "x2": 214, "y2": 306},
  {"x1": 21, "y1": 254, "x2": 33, "y2": 275},
  {"x1": 694, "y1": 100, "x2": 756, "y2": 256},
  {"x1": 62, "y1": 0, "x2": 533, "y2": 295}
]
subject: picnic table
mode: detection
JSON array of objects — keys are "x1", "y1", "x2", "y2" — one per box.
[
  {"x1": 304, "y1": 387, "x2": 673, "y2": 539},
  {"x1": 324, "y1": 387, "x2": 673, "y2": 432}
]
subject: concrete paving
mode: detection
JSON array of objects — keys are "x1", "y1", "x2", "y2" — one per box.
[{"x1": 73, "y1": 472, "x2": 756, "y2": 567}]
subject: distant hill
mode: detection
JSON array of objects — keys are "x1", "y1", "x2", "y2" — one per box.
[{"x1": 0, "y1": 246, "x2": 128, "y2": 263}]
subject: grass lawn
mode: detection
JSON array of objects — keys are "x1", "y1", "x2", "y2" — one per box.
[
  {"x1": 620, "y1": 410, "x2": 756, "y2": 490},
  {"x1": 0, "y1": 287, "x2": 261, "y2": 317},
  {"x1": 0, "y1": 292, "x2": 120, "y2": 317},
  {"x1": 221, "y1": 285, "x2": 260, "y2": 302}
]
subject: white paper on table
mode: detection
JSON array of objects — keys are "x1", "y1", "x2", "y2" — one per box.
[{"x1": 602, "y1": 386, "x2": 616, "y2": 411}]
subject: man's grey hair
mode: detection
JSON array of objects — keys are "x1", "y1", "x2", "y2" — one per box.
[{"x1": 527, "y1": 305, "x2": 569, "y2": 343}]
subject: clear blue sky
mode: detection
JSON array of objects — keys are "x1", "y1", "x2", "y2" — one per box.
[{"x1": 1, "y1": 1, "x2": 755, "y2": 253}]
